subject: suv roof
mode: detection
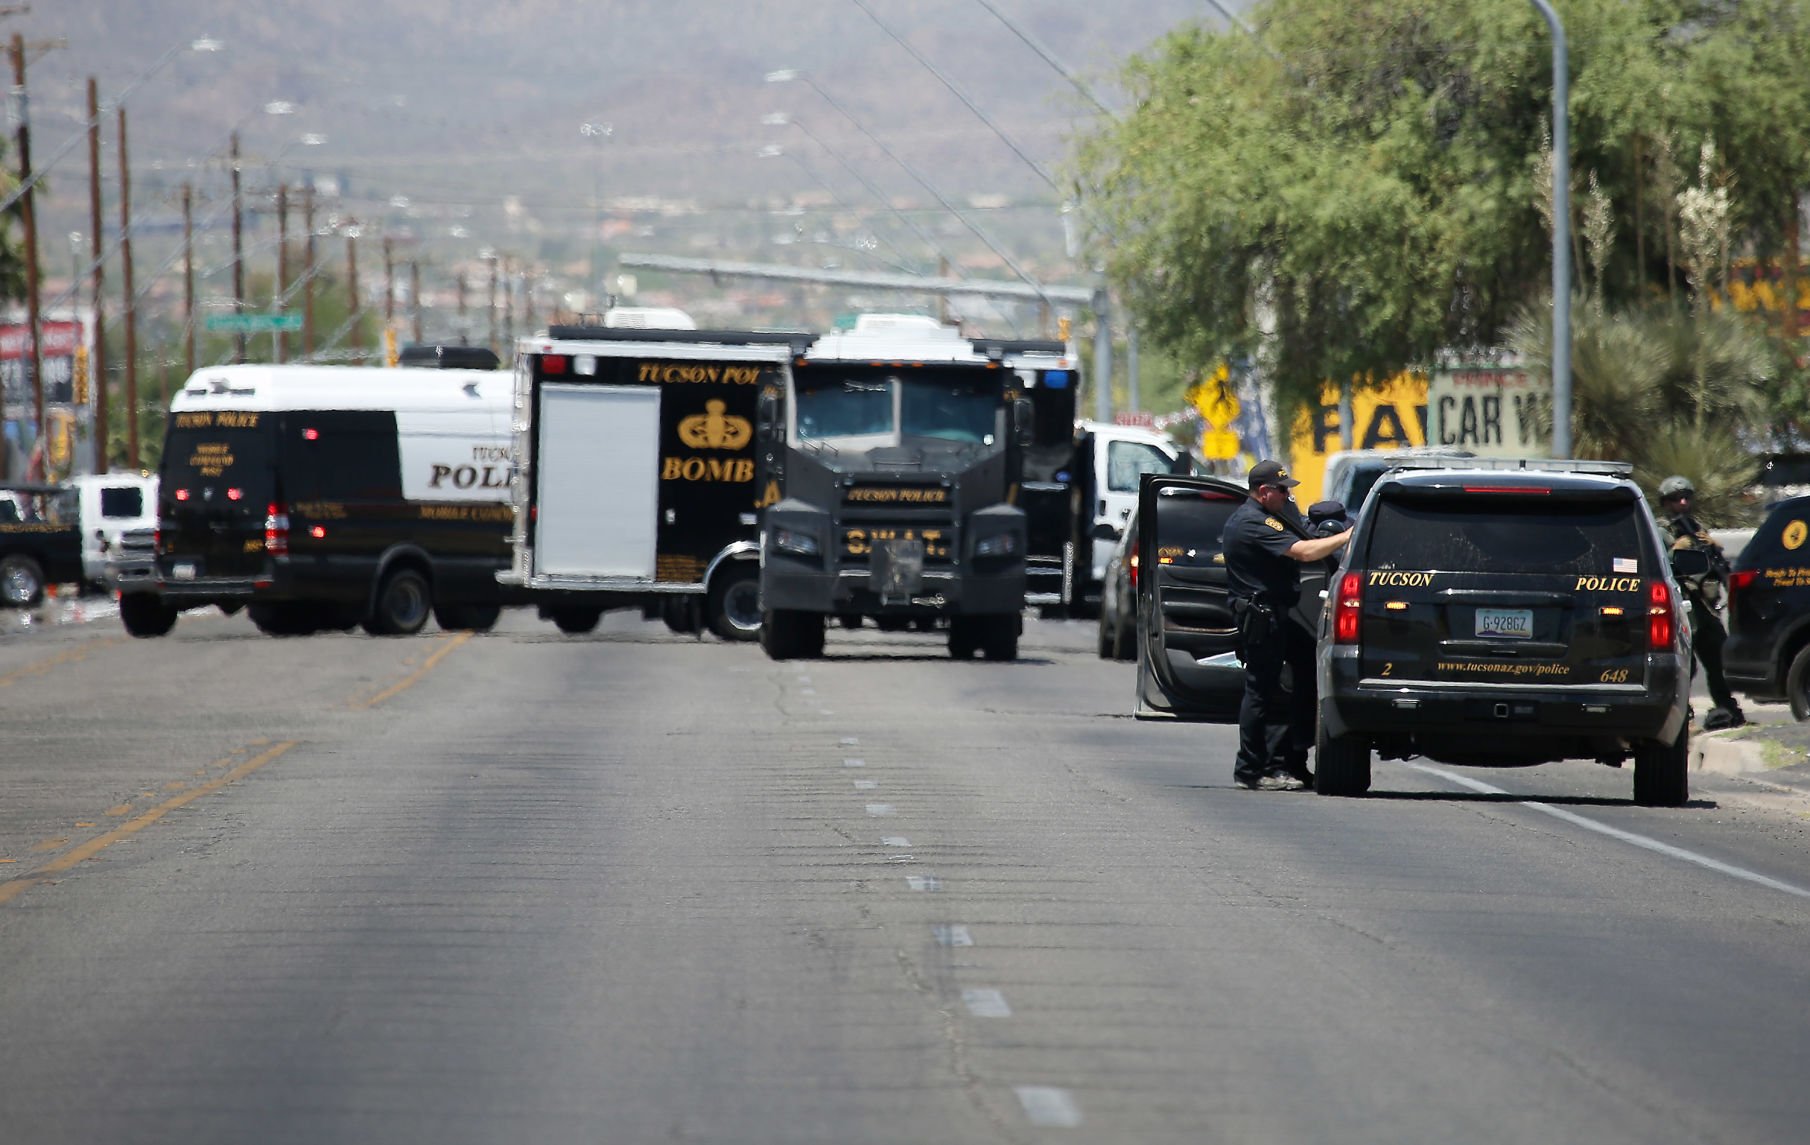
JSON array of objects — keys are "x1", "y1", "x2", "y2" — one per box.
[{"x1": 1372, "y1": 459, "x2": 1637, "y2": 499}]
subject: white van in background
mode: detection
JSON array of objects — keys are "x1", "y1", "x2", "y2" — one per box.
[{"x1": 67, "y1": 472, "x2": 159, "y2": 589}]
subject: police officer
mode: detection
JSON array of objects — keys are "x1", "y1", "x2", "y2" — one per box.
[
  {"x1": 1657, "y1": 475, "x2": 1744, "y2": 729},
  {"x1": 1223, "y1": 460, "x2": 1352, "y2": 790}
]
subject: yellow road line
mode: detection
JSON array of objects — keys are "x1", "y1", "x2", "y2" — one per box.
[
  {"x1": 351, "y1": 631, "x2": 472, "y2": 710},
  {"x1": 0, "y1": 741, "x2": 298, "y2": 908},
  {"x1": 0, "y1": 636, "x2": 124, "y2": 689}
]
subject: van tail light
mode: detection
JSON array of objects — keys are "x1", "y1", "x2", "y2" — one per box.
[
  {"x1": 1648, "y1": 579, "x2": 1675, "y2": 648},
  {"x1": 1334, "y1": 571, "x2": 1363, "y2": 645},
  {"x1": 264, "y1": 502, "x2": 290, "y2": 556},
  {"x1": 1128, "y1": 550, "x2": 1139, "y2": 588}
]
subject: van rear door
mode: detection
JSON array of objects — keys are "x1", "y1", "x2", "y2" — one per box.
[{"x1": 159, "y1": 410, "x2": 279, "y2": 580}]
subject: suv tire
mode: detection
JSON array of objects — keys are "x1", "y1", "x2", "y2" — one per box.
[
  {"x1": 0, "y1": 555, "x2": 45, "y2": 607},
  {"x1": 1315, "y1": 719, "x2": 1372, "y2": 796},
  {"x1": 1785, "y1": 645, "x2": 1810, "y2": 722},
  {"x1": 1632, "y1": 727, "x2": 1690, "y2": 807},
  {"x1": 120, "y1": 593, "x2": 178, "y2": 637}
]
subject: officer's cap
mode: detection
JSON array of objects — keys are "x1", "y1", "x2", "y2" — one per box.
[{"x1": 1247, "y1": 459, "x2": 1299, "y2": 489}]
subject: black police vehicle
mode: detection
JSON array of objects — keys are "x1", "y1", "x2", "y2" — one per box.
[
  {"x1": 1723, "y1": 494, "x2": 1810, "y2": 718},
  {"x1": 1306, "y1": 459, "x2": 1701, "y2": 805}
]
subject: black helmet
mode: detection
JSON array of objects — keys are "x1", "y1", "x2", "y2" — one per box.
[{"x1": 1658, "y1": 475, "x2": 1694, "y2": 500}]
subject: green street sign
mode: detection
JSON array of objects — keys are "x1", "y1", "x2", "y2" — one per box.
[{"x1": 204, "y1": 312, "x2": 303, "y2": 333}]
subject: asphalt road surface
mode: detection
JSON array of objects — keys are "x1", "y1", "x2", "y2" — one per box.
[{"x1": 3, "y1": 608, "x2": 1809, "y2": 1144}]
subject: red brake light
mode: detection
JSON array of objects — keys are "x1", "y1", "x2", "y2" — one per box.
[
  {"x1": 226, "y1": 487, "x2": 244, "y2": 501},
  {"x1": 541, "y1": 354, "x2": 569, "y2": 376},
  {"x1": 1334, "y1": 571, "x2": 1363, "y2": 644},
  {"x1": 303, "y1": 427, "x2": 320, "y2": 441},
  {"x1": 309, "y1": 525, "x2": 326, "y2": 539},
  {"x1": 264, "y1": 502, "x2": 290, "y2": 556},
  {"x1": 1128, "y1": 550, "x2": 1139, "y2": 588},
  {"x1": 174, "y1": 488, "x2": 191, "y2": 501},
  {"x1": 1729, "y1": 569, "x2": 1757, "y2": 595},
  {"x1": 1648, "y1": 579, "x2": 1674, "y2": 648}
]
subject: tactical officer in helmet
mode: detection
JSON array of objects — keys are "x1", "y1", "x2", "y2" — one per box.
[
  {"x1": 1658, "y1": 475, "x2": 1744, "y2": 729},
  {"x1": 1222, "y1": 460, "x2": 1352, "y2": 790}
]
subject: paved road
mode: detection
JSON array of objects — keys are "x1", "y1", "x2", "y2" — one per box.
[{"x1": 2, "y1": 609, "x2": 1809, "y2": 1144}]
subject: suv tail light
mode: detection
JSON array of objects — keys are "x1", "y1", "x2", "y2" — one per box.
[
  {"x1": 1128, "y1": 550, "x2": 1139, "y2": 588},
  {"x1": 1334, "y1": 571, "x2": 1363, "y2": 644},
  {"x1": 264, "y1": 502, "x2": 290, "y2": 556},
  {"x1": 1728, "y1": 568, "x2": 1756, "y2": 608},
  {"x1": 1647, "y1": 579, "x2": 1675, "y2": 648}
]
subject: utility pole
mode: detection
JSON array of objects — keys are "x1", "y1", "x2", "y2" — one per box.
[
  {"x1": 86, "y1": 76, "x2": 108, "y2": 473},
  {"x1": 409, "y1": 261, "x2": 422, "y2": 343},
  {"x1": 275, "y1": 183, "x2": 289, "y2": 363},
  {"x1": 11, "y1": 34, "x2": 45, "y2": 468},
  {"x1": 382, "y1": 234, "x2": 394, "y2": 328},
  {"x1": 457, "y1": 270, "x2": 467, "y2": 343},
  {"x1": 346, "y1": 229, "x2": 361, "y2": 364},
  {"x1": 302, "y1": 183, "x2": 315, "y2": 358},
  {"x1": 117, "y1": 104, "x2": 139, "y2": 469},
  {"x1": 503, "y1": 257, "x2": 515, "y2": 350},
  {"x1": 182, "y1": 182, "x2": 195, "y2": 378},
  {"x1": 486, "y1": 256, "x2": 499, "y2": 358},
  {"x1": 230, "y1": 131, "x2": 245, "y2": 362}
]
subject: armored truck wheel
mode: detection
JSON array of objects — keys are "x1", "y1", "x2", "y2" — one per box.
[{"x1": 120, "y1": 593, "x2": 178, "y2": 637}]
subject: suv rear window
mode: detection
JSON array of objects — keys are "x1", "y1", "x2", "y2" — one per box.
[{"x1": 1366, "y1": 497, "x2": 1646, "y2": 575}]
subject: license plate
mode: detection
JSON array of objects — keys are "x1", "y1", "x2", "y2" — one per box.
[
  {"x1": 171, "y1": 562, "x2": 197, "y2": 581},
  {"x1": 1476, "y1": 607, "x2": 1532, "y2": 638}
]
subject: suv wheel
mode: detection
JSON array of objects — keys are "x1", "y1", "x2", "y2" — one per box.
[
  {"x1": 1785, "y1": 645, "x2": 1810, "y2": 722},
  {"x1": 1632, "y1": 727, "x2": 1690, "y2": 807},
  {"x1": 1315, "y1": 719, "x2": 1372, "y2": 796},
  {"x1": 120, "y1": 593, "x2": 178, "y2": 637},
  {"x1": 0, "y1": 555, "x2": 45, "y2": 607}
]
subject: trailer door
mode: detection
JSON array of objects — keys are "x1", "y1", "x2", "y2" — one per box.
[{"x1": 534, "y1": 384, "x2": 661, "y2": 578}]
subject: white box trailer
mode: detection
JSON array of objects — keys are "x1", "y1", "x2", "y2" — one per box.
[{"x1": 500, "y1": 324, "x2": 808, "y2": 639}]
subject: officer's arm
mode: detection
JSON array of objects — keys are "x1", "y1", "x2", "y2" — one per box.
[{"x1": 1285, "y1": 528, "x2": 1351, "y2": 563}]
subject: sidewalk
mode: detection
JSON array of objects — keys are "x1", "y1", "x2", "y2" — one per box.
[{"x1": 1692, "y1": 705, "x2": 1810, "y2": 797}]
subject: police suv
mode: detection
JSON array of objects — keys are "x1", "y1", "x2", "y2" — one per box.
[{"x1": 1311, "y1": 459, "x2": 1703, "y2": 805}]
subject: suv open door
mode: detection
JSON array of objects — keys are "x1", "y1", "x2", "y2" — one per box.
[{"x1": 1132, "y1": 474, "x2": 1335, "y2": 720}]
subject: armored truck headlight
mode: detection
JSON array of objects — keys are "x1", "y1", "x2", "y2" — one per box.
[
  {"x1": 772, "y1": 526, "x2": 822, "y2": 558},
  {"x1": 974, "y1": 532, "x2": 1020, "y2": 558}
]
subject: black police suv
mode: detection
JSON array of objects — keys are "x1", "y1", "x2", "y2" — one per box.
[
  {"x1": 1724, "y1": 494, "x2": 1810, "y2": 719},
  {"x1": 1310, "y1": 460, "x2": 1702, "y2": 805}
]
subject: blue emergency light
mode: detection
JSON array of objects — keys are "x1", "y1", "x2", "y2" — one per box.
[{"x1": 1042, "y1": 370, "x2": 1072, "y2": 389}]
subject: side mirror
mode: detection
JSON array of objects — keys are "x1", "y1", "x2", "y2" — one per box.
[
  {"x1": 756, "y1": 388, "x2": 781, "y2": 443},
  {"x1": 1669, "y1": 548, "x2": 1711, "y2": 579},
  {"x1": 1013, "y1": 398, "x2": 1035, "y2": 447}
]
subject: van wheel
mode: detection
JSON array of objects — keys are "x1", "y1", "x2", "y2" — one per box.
[
  {"x1": 1785, "y1": 646, "x2": 1810, "y2": 721},
  {"x1": 250, "y1": 602, "x2": 319, "y2": 637},
  {"x1": 120, "y1": 593, "x2": 178, "y2": 637},
  {"x1": 1633, "y1": 726, "x2": 1690, "y2": 807},
  {"x1": 364, "y1": 568, "x2": 431, "y2": 636},
  {"x1": 948, "y1": 616, "x2": 981, "y2": 659},
  {"x1": 1315, "y1": 720, "x2": 1372, "y2": 796},
  {"x1": 435, "y1": 603, "x2": 502, "y2": 632},
  {"x1": 0, "y1": 555, "x2": 45, "y2": 607},
  {"x1": 707, "y1": 566, "x2": 762, "y2": 642},
  {"x1": 550, "y1": 607, "x2": 602, "y2": 635}
]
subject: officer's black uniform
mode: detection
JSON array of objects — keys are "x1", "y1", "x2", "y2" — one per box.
[
  {"x1": 1223, "y1": 490, "x2": 1317, "y2": 788},
  {"x1": 1664, "y1": 508, "x2": 1742, "y2": 721}
]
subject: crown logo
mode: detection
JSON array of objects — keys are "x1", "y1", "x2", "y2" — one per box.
[{"x1": 677, "y1": 400, "x2": 752, "y2": 450}]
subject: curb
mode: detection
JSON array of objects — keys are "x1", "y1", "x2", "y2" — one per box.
[{"x1": 1693, "y1": 729, "x2": 1810, "y2": 797}]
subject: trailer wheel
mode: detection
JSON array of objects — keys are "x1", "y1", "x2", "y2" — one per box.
[
  {"x1": 0, "y1": 555, "x2": 45, "y2": 607},
  {"x1": 707, "y1": 565, "x2": 762, "y2": 642},
  {"x1": 363, "y1": 568, "x2": 432, "y2": 636},
  {"x1": 120, "y1": 593, "x2": 178, "y2": 637},
  {"x1": 549, "y1": 607, "x2": 602, "y2": 635},
  {"x1": 435, "y1": 603, "x2": 502, "y2": 632}
]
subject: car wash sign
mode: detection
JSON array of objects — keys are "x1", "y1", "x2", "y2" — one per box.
[{"x1": 1428, "y1": 359, "x2": 1550, "y2": 458}]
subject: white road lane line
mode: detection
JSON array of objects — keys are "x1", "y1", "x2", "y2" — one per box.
[
  {"x1": 840, "y1": 737, "x2": 860, "y2": 746},
  {"x1": 962, "y1": 988, "x2": 1011, "y2": 1017},
  {"x1": 881, "y1": 836, "x2": 910, "y2": 847},
  {"x1": 853, "y1": 779, "x2": 877, "y2": 790},
  {"x1": 843, "y1": 757, "x2": 866, "y2": 767},
  {"x1": 866, "y1": 803, "x2": 896, "y2": 817},
  {"x1": 1409, "y1": 764, "x2": 1810, "y2": 900},
  {"x1": 932, "y1": 924, "x2": 973, "y2": 947},
  {"x1": 905, "y1": 874, "x2": 942, "y2": 891},
  {"x1": 1015, "y1": 1086, "x2": 1082, "y2": 1127}
]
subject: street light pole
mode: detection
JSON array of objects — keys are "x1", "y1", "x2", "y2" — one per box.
[
  {"x1": 1529, "y1": 0, "x2": 1572, "y2": 456},
  {"x1": 86, "y1": 75, "x2": 108, "y2": 472}
]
